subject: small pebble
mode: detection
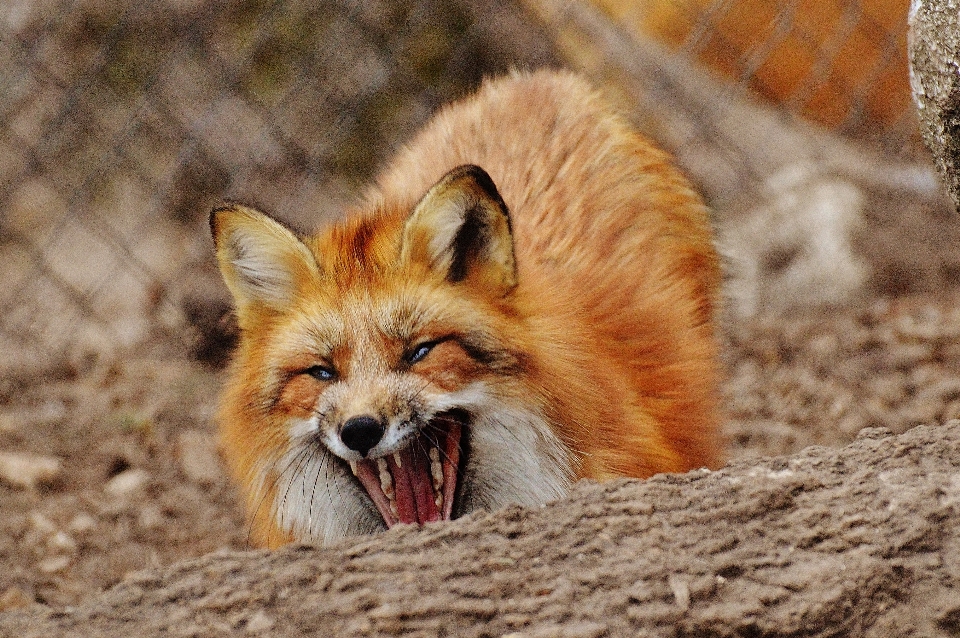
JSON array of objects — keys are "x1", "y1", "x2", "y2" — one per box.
[
  {"x1": 104, "y1": 468, "x2": 150, "y2": 498},
  {"x1": 67, "y1": 513, "x2": 96, "y2": 534},
  {"x1": 38, "y1": 555, "x2": 71, "y2": 573},
  {"x1": 29, "y1": 512, "x2": 56, "y2": 536},
  {"x1": 47, "y1": 531, "x2": 77, "y2": 554},
  {"x1": 0, "y1": 452, "x2": 62, "y2": 489},
  {"x1": 246, "y1": 610, "x2": 275, "y2": 633}
]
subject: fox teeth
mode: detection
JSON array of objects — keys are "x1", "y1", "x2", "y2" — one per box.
[
  {"x1": 349, "y1": 460, "x2": 358, "y2": 476},
  {"x1": 366, "y1": 446, "x2": 446, "y2": 521},
  {"x1": 376, "y1": 457, "x2": 398, "y2": 517},
  {"x1": 377, "y1": 457, "x2": 395, "y2": 499},
  {"x1": 429, "y1": 447, "x2": 443, "y2": 492}
]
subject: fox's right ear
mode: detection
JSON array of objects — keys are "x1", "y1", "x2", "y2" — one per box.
[
  {"x1": 402, "y1": 165, "x2": 517, "y2": 295},
  {"x1": 210, "y1": 204, "x2": 319, "y2": 317}
]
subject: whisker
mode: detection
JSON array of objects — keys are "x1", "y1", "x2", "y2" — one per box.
[
  {"x1": 307, "y1": 445, "x2": 330, "y2": 538},
  {"x1": 410, "y1": 378, "x2": 432, "y2": 402},
  {"x1": 246, "y1": 422, "x2": 322, "y2": 547},
  {"x1": 422, "y1": 417, "x2": 465, "y2": 467},
  {"x1": 274, "y1": 443, "x2": 317, "y2": 536},
  {"x1": 326, "y1": 448, "x2": 348, "y2": 534},
  {"x1": 243, "y1": 436, "x2": 290, "y2": 547}
]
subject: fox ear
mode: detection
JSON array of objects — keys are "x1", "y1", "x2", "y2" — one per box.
[
  {"x1": 402, "y1": 165, "x2": 517, "y2": 294},
  {"x1": 210, "y1": 204, "x2": 319, "y2": 316}
]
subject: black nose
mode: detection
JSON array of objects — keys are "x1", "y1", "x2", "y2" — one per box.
[{"x1": 340, "y1": 415, "x2": 385, "y2": 457}]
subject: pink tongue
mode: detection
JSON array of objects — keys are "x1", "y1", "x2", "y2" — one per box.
[
  {"x1": 388, "y1": 445, "x2": 440, "y2": 525},
  {"x1": 352, "y1": 419, "x2": 462, "y2": 529}
]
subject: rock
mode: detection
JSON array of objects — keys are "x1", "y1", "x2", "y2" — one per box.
[
  {"x1": 4, "y1": 422, "x2": 960, "y2": 637},
  {"x1": 46, "y1": 531, "x2": 77, "y2": 554},
  {"x1": 244, "y1": 610, "x2": 274, "y2": 633},
  {"x1": 0, "y1": 452, "x2": 62, "y2": 489},
  {"x1": 67, "y1": 513, "x2": 96, "y2": 534},
  {"x1": 37, "y1": 555, "x2": 71, "y2": 574},
  {"x1": 0, "y1": 401, "x2": 67, "y2": 433},
  {"x1": 103, "y1": 469, "x2": 149, "y2": 498},
  {"x1": 137, "y1": 505, "x2": 164, "y2": 530},
  {"x1": 909, "y1": 0, "x2": 960, "y2": 211},
  {"x1": 29, "y1": 512, "x2": 56, "y2": 536}
]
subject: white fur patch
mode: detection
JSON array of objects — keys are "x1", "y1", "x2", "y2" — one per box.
[
  {"x1": 262, "y1": 443, "x2": 383, "y2": 544},
  {"x1": 424, "y1": 190, "x2": 471, "y2": 272},
  {"x1": 264, "y1": 382, "x2": 573, "y2": 545},
  {"x1": 419, "y1": 382, "x2": 574, "y2": 512},
  {"x1": 456, "y1": 398, "x2": 573, "y2": 512}
]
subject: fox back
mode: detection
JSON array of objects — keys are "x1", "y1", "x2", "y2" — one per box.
[{"x1": 212, "y1": 70, "x2": 721, "y2": 547}]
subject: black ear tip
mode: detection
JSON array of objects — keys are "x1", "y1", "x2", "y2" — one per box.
[
  {"x1": 452, "y1": 164, "x2": 495, "y2": 189},
  {"x1": 455, "y1": 164, "x2": 491, "y2": 179},
  {"x1": 445, "y1": 165, "x2": 506, "y2": 212},
  {"x1": 209, "y1": 205, "x2": 234, "y2": 242}
]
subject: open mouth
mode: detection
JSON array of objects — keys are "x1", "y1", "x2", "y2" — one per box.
[{"x1": 349, "y1": 412, "x2": 464, "y2": 528}]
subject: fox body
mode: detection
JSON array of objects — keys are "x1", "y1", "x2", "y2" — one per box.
[{"x1": 212, "y1": 70, "x2": 721, "y2": 547}]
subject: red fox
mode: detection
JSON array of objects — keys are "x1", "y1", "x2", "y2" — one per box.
[{"x1": 211, "y1": 70, "x2": 721, "y2": 547}]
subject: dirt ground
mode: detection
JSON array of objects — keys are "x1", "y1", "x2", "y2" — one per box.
[{"x1": 4, "y1": 406, "x2": 960, "y2": 637}]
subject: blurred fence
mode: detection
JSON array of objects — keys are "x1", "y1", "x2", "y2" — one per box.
[
  {"x1": 0, "y1": 0, "x2": 929, "y2": 374},
  {"x1": 598, "y1": 0, "x2": 916, "y2": 151}
]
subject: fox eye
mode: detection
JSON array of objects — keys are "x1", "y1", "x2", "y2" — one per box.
[
  {"x1": 406, "y1": 342, "x2": 436, "y2": 365},
  {"x1": 304, "y1": 364, "x2": 336, "y2": 381}
]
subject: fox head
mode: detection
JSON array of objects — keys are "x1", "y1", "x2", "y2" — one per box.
[{"x1": 211, "y1": 165, "x2": 572, "y2": 545}]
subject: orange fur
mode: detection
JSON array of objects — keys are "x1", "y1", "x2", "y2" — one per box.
[{"x1": 213, "y1": 70, "x2": 722, "y2": 547}]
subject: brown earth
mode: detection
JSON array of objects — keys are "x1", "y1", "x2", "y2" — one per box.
[{"x1": 4, "y1": 419, "x2": 960, "y2": 637}]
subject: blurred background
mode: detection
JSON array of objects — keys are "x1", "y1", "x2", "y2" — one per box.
[{"x1": 0, "y1": 0, "x2": 947, "y2": 376}]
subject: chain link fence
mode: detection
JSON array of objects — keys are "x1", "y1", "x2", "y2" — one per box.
[
  {"x1": 0, "y1": 0, "x2": 933, "y2": 375},
  {"x1": 607, "y1": 0, "x2": 916, "y2": 151}
]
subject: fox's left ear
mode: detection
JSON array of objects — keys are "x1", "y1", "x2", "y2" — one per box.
[{"x1": 402, "y1": 165, "x2": 517, "y2": 295}]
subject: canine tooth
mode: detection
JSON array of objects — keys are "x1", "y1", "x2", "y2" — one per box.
[
  {"x1": 349, "y1": 460, "x2": 358, "y2": 476},
  {"x1": 435, "y1": 493, "x2": 443, "y2": 509},
  {"x1": 429, "y1": 447, "x2": 443, "y2": 492},
  {"x1": 393, "y1": 452, "x2": 402, "y2": 468},
  {"x1": 377, "y1": 458, "x2": 394, "y2": 498}
]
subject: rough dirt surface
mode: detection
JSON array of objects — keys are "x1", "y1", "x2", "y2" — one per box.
[{"x1": 4, "y1": 422, "x2": 960, "y2": 637}]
